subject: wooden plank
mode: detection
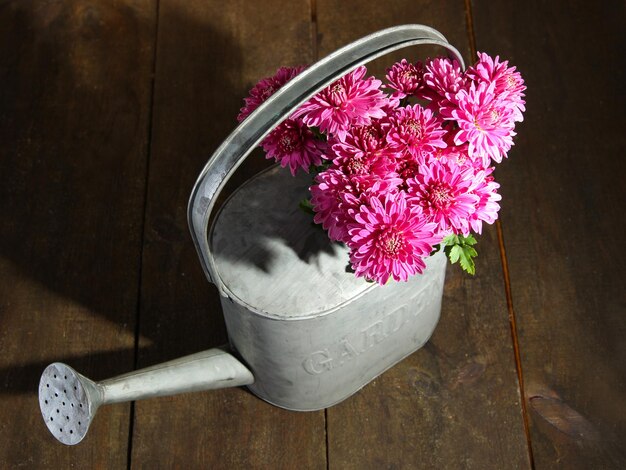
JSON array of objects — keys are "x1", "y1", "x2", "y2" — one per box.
[
  {"x1": 315, "y1": 1, "x2": 532, "y2": 468},
  {"x1": 0, "y1": 0, "x2": 156, "y2": 467},
  {"x1": 129, "y1": 1, "x2": 327, "y2": 468},
  {"x1": 471, "y1": 0, "x2": 626, "y2": 467}
]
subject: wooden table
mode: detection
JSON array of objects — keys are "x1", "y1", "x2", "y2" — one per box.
[{"x1": 1, "y1": 1, "x2": 624, "y2": 468}]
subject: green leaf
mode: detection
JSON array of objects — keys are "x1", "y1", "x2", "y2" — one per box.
[
  {"x1": 462, "y1": 234, "x2": 478, "y2": 246},
  {"x1": 443, "y1": 234, "x2": 479, "y2": 275},
  {"x1": 459, "y1": 248, "x2": 477, "y2": 275},
  {"x1": 442, "y1": 234, "x2": 459, "y2": 246},
  {"x1": 448, "y1": 245, "x2": 462, "y2": 264}
]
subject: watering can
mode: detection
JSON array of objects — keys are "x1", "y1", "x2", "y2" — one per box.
[{"x1": 39, "y1": 24, "x2": 463, "y2": 445}]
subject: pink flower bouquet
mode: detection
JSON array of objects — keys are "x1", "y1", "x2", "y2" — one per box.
[{"x1": 238, "y1": 53, "x2": 525, "y2": 285}]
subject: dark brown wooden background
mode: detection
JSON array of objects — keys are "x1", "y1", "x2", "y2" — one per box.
[{"x1": 1, "y1": 0, "x2": 624, "y2": 468}]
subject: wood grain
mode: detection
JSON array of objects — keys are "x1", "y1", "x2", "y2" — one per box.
[
  {"x1": 0, "y1": 0, "x2": 156, "y2": 467},
  {"x1": 129, "y1": 1, "x2": 326, "y2": 468},
  {"x1": 315, "y1": 1, "x2": 531, "y2": 468},
  {"x1": 471, "y1": 0, "x2": 626, "y2": 468},
  {"x1": 3, "y1": 1, "x2": 623, "y2": 468}
]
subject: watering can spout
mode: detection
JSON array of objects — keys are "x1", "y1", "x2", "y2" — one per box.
[
  {"x1": 97, "y1": 347, "x2": 254, "y2": 404},
  {"x1": 39, "y1": 346, "x2": 253, "y2": 445}
]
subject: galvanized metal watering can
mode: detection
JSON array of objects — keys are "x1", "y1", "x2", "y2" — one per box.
[{"x1": 39, "y1": 24, "x2": 464, "y2": 445}]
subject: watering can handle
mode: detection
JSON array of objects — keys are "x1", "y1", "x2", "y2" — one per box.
[{"x1": 187, "y1": 24, "x2": 464, "y2": 295}]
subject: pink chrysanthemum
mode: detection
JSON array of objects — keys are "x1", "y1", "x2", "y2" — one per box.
[
  {"x1": 430, "y1": 144, "x2": 466, "y2": 166},
  {"x1": 310, "y1": 168, "x2": 364, "y2": 243},
  {"x1": 261, "y1": 119, "x2": 327, "y2": 175},
  {"x1": 237, "y1": 66, "x2": 306, "y2": 122},
  {"x1": 442, "y1": 81, "x2": 516, "y2": 167},
  {"x1": 385, "y1": 59, "x2": 425, "y2": 98},
  {"x1": 380, "y1": 91, "x2": 402, "y2": 116},
  {"x1": 466, "y1": 52, "x2": 526, "y2": 122},
  {"x1": 429, "y1": 139, "x2": 487, "y2": 171},
  {"x1": 394, "y1": 156, "x2": 421, "y2": 185},
  {"x1": 406, "y1": 159, "x2": 479, "y2": 237},
  {"x1": 293, "y1": 66, "x2": 388, "y2": 141},
  {"x1": 330, "y1": 120, "x2": 398, "y2": 178},
  {"x1": 310, "y1": 167, "x2": 400, "y2": 243},
  {"x1": 467, "y1": 167, "x2": 502, "y2": 234},
  {"x1": 347, "y1": 192, "x2": 438, "y2": 284},
  {"x1": 421, "y1": 57, "x2": 466, "y2": 104},
  {"x1": 387, "y1": 104, "x2": 447, "y2": 159}
]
